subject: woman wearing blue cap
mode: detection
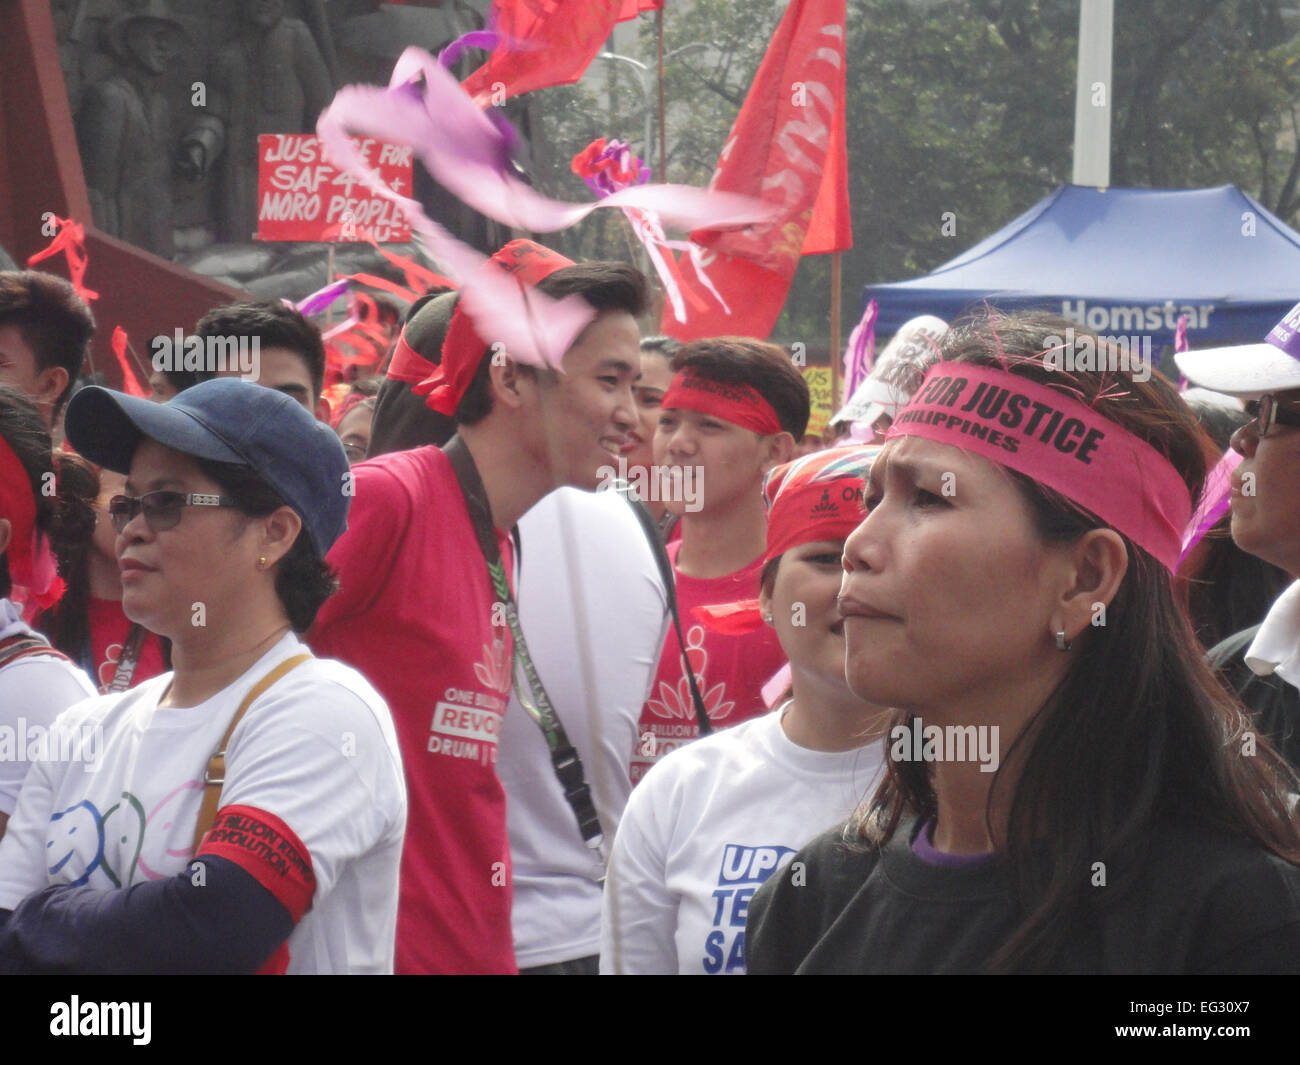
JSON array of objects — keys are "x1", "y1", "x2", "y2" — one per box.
[{"x1": 0, "y1": 378, "x2": 406, "y2": 974}]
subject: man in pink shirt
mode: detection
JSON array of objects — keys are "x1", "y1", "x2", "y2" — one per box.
[
  {"x1": 310, "y1": 241, "x2": 647, "y2": 972},
  {"x1": 631, "y1": 337, "x2": 810, "y2": 782}
]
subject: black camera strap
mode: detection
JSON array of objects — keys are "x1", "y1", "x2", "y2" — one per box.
[
  {"x1": 443, "y1": 436, "x2": 604, "y2": 852},
  {"x1": 614, "y1": 485, "x2": 713, "y2": 737}
]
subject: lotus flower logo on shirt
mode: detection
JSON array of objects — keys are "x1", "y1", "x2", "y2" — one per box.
[
  {"x1": 473, "y1": 637, "x2": 511, "y2": 695},
  {"x1": 645, "y1": 625, "x2": 736, "y2": 723}
]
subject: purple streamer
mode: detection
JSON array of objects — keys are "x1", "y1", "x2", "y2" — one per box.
[
  {"x1": 842, "y1": 299, "x2": 878, "y2": 396},
  {"x1": 438, "y1": 30, "x2": 500, "y2": 70},
  {"x1": 295, "y1": 278, "x2": 351, "y2": 318}
]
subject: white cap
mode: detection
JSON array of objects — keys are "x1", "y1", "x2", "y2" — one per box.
[
  {"x1": 1175, "y1": 301, "x2": 1300, "y2": 397},
  {"x1": 831, "y1": 314, "x2": 947, "y2": 428}
]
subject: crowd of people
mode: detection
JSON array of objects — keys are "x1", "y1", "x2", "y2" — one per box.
[{"x1": 0, "y1": 244, "x2": 1298, "y2": 974}]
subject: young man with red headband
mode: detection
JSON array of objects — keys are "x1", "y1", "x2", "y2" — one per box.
[
  {"x1": 630, "y1": 338, "x2": 809, "y2": 783},
  {"x1": 309, "y1": 240, "x2": 647, "y2": 974}
]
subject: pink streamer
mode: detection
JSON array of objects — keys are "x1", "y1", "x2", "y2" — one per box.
[
  {"x1": 319, "y1": 47, "x2": 775, "y2": 235},
  {"x1": 317, "y1": 48, "x2": 773, "y2": 370},
  {"x1": 1176, "y1": 446, "x2": 1243, "y2": 570},
  {"x1": 1174, "y1": 313, "x2": 1190, "y2": 392},
  {"x1": 842, "y1": 299, "x2": 878, "y2": 396}
]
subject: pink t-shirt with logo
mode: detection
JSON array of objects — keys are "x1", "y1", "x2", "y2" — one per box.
[
  {"x1": 630, "y1": 541, "x2": 786, "y2": 784},
  {"x1": 310, "y1": 446, "x2": 516, "y2": 974}
]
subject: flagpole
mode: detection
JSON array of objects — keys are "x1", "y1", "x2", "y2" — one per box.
[
  {"x1": 830, "y1": 251, "x2": 842, "y2": 408},
  {"x1": 657, "y1": 7, "x2": 666, "y2": 180}
]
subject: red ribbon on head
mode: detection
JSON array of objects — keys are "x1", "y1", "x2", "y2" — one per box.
[
  {"x1": 694, "y1": 446, "x2": 880, "y2": 634},
  {"x1": 660, "y1": 368, "x2": 784, "y2": 435},
  {"x1": 387, "y1": 330, "x2": 438, "y2": 385},
  {"x1": 413, "y1": 240, "x2": 574, "y2": 416},
  {"x1": 0, "y1": 436, "x2": 64, "y2": 611}
]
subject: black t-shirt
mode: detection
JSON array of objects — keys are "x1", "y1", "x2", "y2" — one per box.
[{"x1": 746, "y1": 815, "x2": 1300, "y2": 974}]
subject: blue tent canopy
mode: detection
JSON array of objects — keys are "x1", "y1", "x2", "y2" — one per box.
[{"x1": 863, "y1": 184, "x2": 1300, "y2": 348}]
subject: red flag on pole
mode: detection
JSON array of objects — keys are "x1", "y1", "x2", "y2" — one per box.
[
  {"x1": 802, "y1": 98, "x2": 852, "y2": 255},
  {"x1": 665, "y1": 0, "x2": 849, "y2": 341},
  {"x1": 462, "y1": 0, "x2": 623, "y2": 104},
  {"x1": 618, "y1": 0, "x2": 663, "y2": 17}
]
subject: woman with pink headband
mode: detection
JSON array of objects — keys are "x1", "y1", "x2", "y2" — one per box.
[
  {"x1": 747, "y1": 312, "x2": 1300, "y2": 974},
  {"x1": 601, "y1": 446, "x2": 890, "y2": 974}
]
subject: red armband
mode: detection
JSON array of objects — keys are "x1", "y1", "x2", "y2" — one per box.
[{"x1": 195, "y1": 804, "x2": 316, "y2": 924}]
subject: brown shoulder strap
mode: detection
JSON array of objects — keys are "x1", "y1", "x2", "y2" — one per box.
[{"x1": 191, "y1": 653, "x2": 312, "y2": 857}]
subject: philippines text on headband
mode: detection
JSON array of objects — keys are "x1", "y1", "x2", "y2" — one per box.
[
  {"x1": 660, "y1": 369, "x2": 783, "y2": 436},
  {"x1": 885, "y1": 362, "x2": 1194, "y2": 572}
]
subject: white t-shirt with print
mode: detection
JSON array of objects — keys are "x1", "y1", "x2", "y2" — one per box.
[
  {"x1": 498, "y1": 487, "x2": 667, "y2": 968},
  {"x1": 600, "y1": 707, "x2": 885, "y2": 975},
  {"x1": 0, "y1": 597, "x2": 97, "y2": 815},
  {"x1": 0, "y1": 632, "x2": 406, "y2": 974}
]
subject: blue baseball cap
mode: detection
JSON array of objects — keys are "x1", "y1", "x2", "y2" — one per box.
[{"x1": 65, "y1": 378, "x2": 350, "y2": 557}]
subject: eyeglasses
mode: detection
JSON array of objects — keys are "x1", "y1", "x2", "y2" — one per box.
[
  {"x1": 1245, "y1": 394, "x2": 1300, "y2": 438},
  {"x1": 108, "y1": 491, "x2": 239, "y2": 534}
]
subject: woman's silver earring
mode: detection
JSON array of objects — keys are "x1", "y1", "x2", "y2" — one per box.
[
  {"x1": 1055, "y1": 630, "x2": 1071, "y2": 652},
  {"x1": 762, "y1": 612, "x2": 773, "y2": 624}
]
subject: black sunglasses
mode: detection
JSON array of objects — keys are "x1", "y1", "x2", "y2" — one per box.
[
  {"x1": 109, "y1": 491, "x2": 239, "y2": 534},
  {"x1": 1244, "y1": 394, "x2": 1300, "y2": 438}
]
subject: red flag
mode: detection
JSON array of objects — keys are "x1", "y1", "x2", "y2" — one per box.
[
  {"x1": 111, "y1": 327, "x2": 148, "y2": 398},
  {"x1": 665, "y1": 0, "x2": 849, "y2": 341},
  {"x1": 618, "y1": 0, "x2": 663, "y2": 18},
  {"x1": 462, "y1": 0, "x2": 623, "y2": 104},
  {"x1": 802, "y1": 94, "x2": 851, "y2": 254}
]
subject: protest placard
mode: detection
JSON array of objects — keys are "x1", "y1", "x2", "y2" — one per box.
[{"x1": 256, "y1": 134, "x2": 413, "y2": 243}]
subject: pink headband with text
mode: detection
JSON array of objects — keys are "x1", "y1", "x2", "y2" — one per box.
[{"x1": 886, "y1": 362, "x2": 1193, "y2": 571}]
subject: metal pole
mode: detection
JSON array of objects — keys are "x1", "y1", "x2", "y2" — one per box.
[
  {"x1": 657, "y1": 8, "x2": 666, "y2": 180},
  {"x1": 830, "y1": 252, "x2": 842, "y2": 408},
  {"x1": 1073, "y1": 0, "x2": 1113, "y2": 187}
]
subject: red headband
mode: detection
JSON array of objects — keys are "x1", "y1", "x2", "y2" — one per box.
[
  {"x1": 414, "y1": 240, "x2": 574, "y2": 416},
  {"x1": 887, "y1": 362, "x2": 1194, "y2": 572},
  {"x1": 695, "y1": 447, "x2": 879, "y2": 635},
  {"x1": 0, "y1": 438, "x2": 63, "y2": 612},
  {"x1": 660, "y1": 369, "x2": 783, "y2": 435},
  {"x1": 386, "y1": 330, "x2": 437, "y2": 385}
]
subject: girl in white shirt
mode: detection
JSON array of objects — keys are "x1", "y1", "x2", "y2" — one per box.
[{"x1": 600, "y1": 446, "x2": 889, "y2": 974}]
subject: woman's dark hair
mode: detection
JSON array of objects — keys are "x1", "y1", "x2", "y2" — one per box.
[
  {"x1": 34, "y1": 448, "x2": 98, "y2": 659},
  {"x1": 671, "y1": 337, "x2": 811, "y2": 442},
  {"x1": 455, "y1": 260, "x2": 649, "y2": 425},
  {"x1": 194, "y1": 458, "x2": 338, "y2": 632},
  {"x1": 854, "y1": 310, "x2": 1300, "y2": 973}
]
